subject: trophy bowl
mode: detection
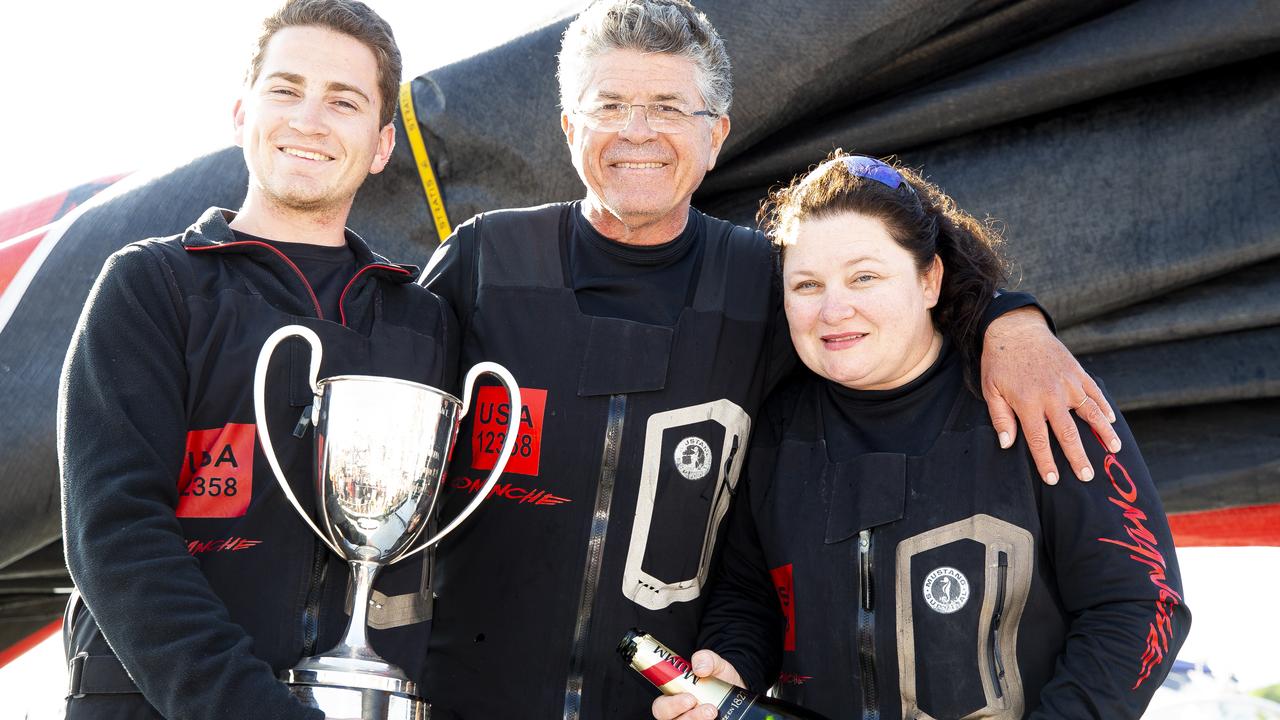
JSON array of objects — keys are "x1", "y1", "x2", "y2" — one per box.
[{"x1": 254, "y1": 324, "x2": 521, "y2": 719}]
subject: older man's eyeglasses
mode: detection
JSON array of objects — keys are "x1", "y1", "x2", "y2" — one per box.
[{"x1": 574, "y1": 102, "x2": 718, "y2": 133}]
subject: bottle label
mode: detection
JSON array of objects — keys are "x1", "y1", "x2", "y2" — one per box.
[
  {"x1": 630, "y1": 635, "x2": 734, "y2": 707},
  {"x1": 717, "y1": 686, "x2": 759, "y2": 719}
]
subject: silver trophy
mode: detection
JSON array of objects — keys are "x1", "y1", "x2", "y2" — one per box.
[{"x1": 253, "y1": 324, "x2": 520, "y2": 719}]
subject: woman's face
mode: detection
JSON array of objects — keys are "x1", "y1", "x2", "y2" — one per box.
[{"x1": 782, "y1": 212, "x2": 943, "y2": 390}]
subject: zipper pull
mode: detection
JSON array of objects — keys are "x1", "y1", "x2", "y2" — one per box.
[
  {"x1": 724, "y1": 434, "x2": 741, "y2": 494},
  {"x1": 858, "y1": 528, "x2": 873, "y2": 611},
  {"x1": 293, "y1": 404, "x2": 313, "y2": 438}
]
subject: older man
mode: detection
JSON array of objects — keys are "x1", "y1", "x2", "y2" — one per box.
[
  {"x1": 419, "y1": 2, "x2": 1114, "y2": 718},
  {"x1": 58, "y1": 2, "x2": 454, "y2": 718}
]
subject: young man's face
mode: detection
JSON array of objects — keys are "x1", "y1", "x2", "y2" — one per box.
[{"x1": 234, "y1": 25, "x2": 394, "y2": 217}]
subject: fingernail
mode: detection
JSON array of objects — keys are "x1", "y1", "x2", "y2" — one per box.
[
  {"x1": 998, "y1": 431, "x2": 1011, "y2": 449},
  {"x1": 1079, "y1": 466, "x2": 1093, "y2": 482},
  {"x1": 1045, "y1": 472, "x2": 1058, "y2": 485},
  {"x1": 1107, "y1": 410, "x2": 1117, "y2": 422},
  {"x1": 693, "y1": 659, "x2": 710, "y2": 674},
  {"x1": 1109, "y1": 438, "x2": 1122, "y2": 453}
]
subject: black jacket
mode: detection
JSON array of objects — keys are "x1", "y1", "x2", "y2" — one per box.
[
  {"x1": 700, "y1": 354, "x2": 1190, "y2": 720},
  {"x1": 59, "y1": 208, "x2": 456, "y2": 720},
  {"x1": 419, "y1": 204, "x2": 786, "y2": 719}
]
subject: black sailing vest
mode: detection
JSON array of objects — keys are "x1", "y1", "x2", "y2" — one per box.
[
  {"x1": 750, "y1": 377, "x2": 1070, "y2": 720},
  {"x1": 423, "y1": 204, "x2": 774, "y2": 719}
]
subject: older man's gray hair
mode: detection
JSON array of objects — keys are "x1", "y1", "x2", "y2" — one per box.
[{"x1": 558, "y1": 0, "x2": 733, "y2": 117}]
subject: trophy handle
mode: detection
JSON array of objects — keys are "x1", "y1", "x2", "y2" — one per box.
[
  {"x1": 394, "y1": 361, "x2": 521, "y2": 561},
  {"x1": 253, "y1": 324, "x2": 343, "y2": 556}
]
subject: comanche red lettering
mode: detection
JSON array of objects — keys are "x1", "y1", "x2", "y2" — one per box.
[
  {"x1": 449, "y1": 475, "x2": 570, "y2": 507},
  {"x1": 1091, "y1": 429, "x2": 1183, "y2": 689},
  {"x1": 186, "y1": 536, "x2": 263, "y2": 554}
]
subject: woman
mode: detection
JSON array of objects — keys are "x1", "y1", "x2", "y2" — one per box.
[{"x1": 652, "y1": 153, "x2": 1190, "y2": 720}]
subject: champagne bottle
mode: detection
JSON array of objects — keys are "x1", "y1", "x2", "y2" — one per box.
[{"x1": 617, "y1": 628, "x2": 834, "y2": 720}]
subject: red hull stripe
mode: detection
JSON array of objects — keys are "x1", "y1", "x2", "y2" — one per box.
[
  {"x1": 1168, "y1": 503, "x2": 1280, "y2": 547},
  {"x1": 0, "y1": 618, "x2": 61, "y2": 670},
  {"x1": 0, "y1": 228, "x2": 48, "y2": 297},
  {"x1": 0, "y1": 173, "x2": 127, "y2": 242},
  {"x1": 0, "y1": 195, "x2": 68, "y2": 243}
]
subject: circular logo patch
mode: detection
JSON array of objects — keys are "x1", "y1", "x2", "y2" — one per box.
[
  {"x1": 673, "y1": 437, "x2": 713, "y2": 480},
  {"x1": 922, "y1": 566, "x2": 970, "y2": 614}
]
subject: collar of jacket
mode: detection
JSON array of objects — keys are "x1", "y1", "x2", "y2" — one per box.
[{"x1": 178, "y1": 207, "x2": 420, "y2": 283}]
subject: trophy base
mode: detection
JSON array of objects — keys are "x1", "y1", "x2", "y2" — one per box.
[
  {"x1": 284, "y1": 659, "x2": 427, "y2": 720},
  {"x1": 288, "y1": 683, "x2": 428, "y2": 720}
]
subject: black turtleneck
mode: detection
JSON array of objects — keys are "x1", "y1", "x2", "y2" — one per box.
[
  {"x1": 564, "y1": 202, "x2": 703, "y2": 326},
  {"x1": 821, "y1": 337, "x2": 967, "y2": 460},
  {"x1": 232, "y1": 230, "x2": 356, "y2": 322}
]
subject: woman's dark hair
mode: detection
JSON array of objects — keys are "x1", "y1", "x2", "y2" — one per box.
[{"x1": 759, "y1": 150, "x2": 1008, "y2": 382}]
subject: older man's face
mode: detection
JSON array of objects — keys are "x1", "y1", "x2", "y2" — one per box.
[{"x1": 562, "y1": 49, "x2": 730, "y2": 239}]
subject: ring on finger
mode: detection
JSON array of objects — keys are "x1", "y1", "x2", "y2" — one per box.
[{"x1": 1072, "y1": 396, "x2": 1089, "y2": 411}]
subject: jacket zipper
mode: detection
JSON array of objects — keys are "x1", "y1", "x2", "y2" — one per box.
[
  {"x1": 697, "y1": 433, "x2": 740, "y2": 555},
  {"x1": 300, "y1": 537, "x2": 329, "y2": 656},
  {"x1": 987, "y1": 551, "x2": 1009, "y2": 698},
  {"x1": 337, "y1": 263, "x2": 410, "y2": 327},
  {"x1": 562, "y1": 394, "x2": 627, "y2": 720},
  {"x1": 857, "y1": 528, "x2": 880, "y2": 720},
  {"x1": 198, "y1": 239, "x2": 328, "y2": 650},
  {"x1": 188, "y1": 242, "x2": 403, "y2": 654}
]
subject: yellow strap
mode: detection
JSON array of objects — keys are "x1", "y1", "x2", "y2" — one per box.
[{"x1": 399, "y1": 81, "x2": 452, "y2": 244}]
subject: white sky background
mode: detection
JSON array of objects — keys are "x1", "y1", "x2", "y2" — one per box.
[
  {"x1": 1, "y1": 1, "x2": 1278, "y2": 717},
  {"x1": 0, "y1": 0, "x2": 577, "y2": 210}
]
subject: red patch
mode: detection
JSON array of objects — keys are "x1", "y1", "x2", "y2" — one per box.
[
  {"x1": 176, "y1": 423, "x2": 254, "y2": 518},
  {"x1": 771, "y1": 563, "x2": 797, "y2": 651},
  {"x1": 471, "y1": 387, "x2": 546, "y2": 477}
]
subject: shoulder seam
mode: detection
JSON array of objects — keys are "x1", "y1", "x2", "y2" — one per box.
[{"x1": 136, "y1": 240, "x2": 191, "y2": 341}]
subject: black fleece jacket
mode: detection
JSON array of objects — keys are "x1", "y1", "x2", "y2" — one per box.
[{"x1": 59, "y1": 208, "x2": 456, "y2": 720}]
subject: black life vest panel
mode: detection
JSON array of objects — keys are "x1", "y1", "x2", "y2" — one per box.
[
  {"x1": 750, "y1": 378, "x2": 1068, "y2": 720},
  {"x1": 424, "y1": 203, "x2": 774, "y2": 719}
]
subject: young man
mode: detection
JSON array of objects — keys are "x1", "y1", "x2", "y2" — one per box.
[
  {"x1": 58, "y1": 2, "x2": 454, "y2": 718},
  {"x1": 418, "y1": 2, "x2": 1117, "y2": 718}
]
